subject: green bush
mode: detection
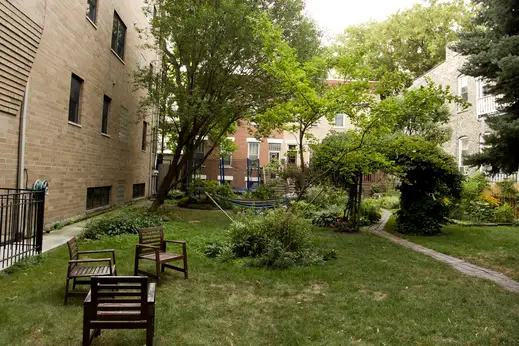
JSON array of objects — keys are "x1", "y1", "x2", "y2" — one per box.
[
  {"x1": 493, "y1": 203, "x2": 516, "y2": 223},
  {"x1": 83, "y1": 212, "x2": 163, "y2": 239},
  {"x1": 252, "y1": 182, "x2": 280, "y2": 200},
  {"x1": 311, "y1": 205, "x2": 343, "y2": 227},
  {"x1": 377, "y1": 195, "x2": 400, "y2": 209},
  {"x1": 167, "y1": 189, "x2": 185, "y2": 200},
  {"x1": 304, "y1": 185, "x2": 347, "y2": 210},
  {"x1": 360, "y1": 199, "x2": 382, "y2": 225},
  {"x1": 205, "y1": 208, "x2": 337, "y2": 269}
]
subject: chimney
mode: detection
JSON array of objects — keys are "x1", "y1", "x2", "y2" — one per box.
[{"x1": 445, "y1": 43, "x2": 458, "y2": 61}]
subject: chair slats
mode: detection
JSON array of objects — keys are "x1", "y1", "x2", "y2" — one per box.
[{"x1": 83, "y1": 276, "x2": 155, "y2": 345}]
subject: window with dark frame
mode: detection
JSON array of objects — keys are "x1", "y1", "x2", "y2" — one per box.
[
  {"x1": 68, "y1": 74, "x2": 83, "y2": 124},
  {"x1": 111, "y1": 12, "x2": 127, "y2": 59},
  {"x1": 102, "y1": 95, "x2": 111, "y2": 134},
  {"x1": 132, "y1": 183, "x2": 145, "y2": 199},
  {"x1": 86, "y1": 0, "x2": 97, "y2": 23},
  {"x1": 86, "y1": 186, "x2": 111, "y2": 210},
  {"x1": 142, "y1": 121, "x2": 148, "y2": 151},
  {"x1": 288, "y1": 144, "x2": 297, "y2": 165}
]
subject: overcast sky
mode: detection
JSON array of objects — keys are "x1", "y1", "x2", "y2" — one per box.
[{"x1": 305, "y1": 0, "x2": 422, "y2": 41}]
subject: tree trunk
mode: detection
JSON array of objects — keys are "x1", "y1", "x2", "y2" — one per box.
[
  {"x1": 151, "y1": 163, "x2": 181, "y2": 211},
  {"x1": 299, "y1": 131, "x2": 305, "y2": 171},
  {"x1": 355, "y1": 172, "x2": 363, "y2": 232}
]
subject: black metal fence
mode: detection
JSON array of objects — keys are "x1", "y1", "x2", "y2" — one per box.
[{"x1": 0, "y1": 188, "x2": 45, "y2": 270}]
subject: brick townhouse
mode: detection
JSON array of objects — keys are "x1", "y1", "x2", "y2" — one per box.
[
  {"x1": 413, "y1": 47, "x2": 510, "y2": 180},
  {"x1": 0, "y1": 0, "x2": 158, "y2": 225}
]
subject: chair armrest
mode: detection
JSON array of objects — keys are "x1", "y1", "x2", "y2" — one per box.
[
  {"x1": 164, "y1": 240, "x2": 186, "y2": 245},
  {"x1": 79, "y1": 249, "x2": 116, "y2": 264},
  {"x1": 148, "y1": 283, "x2": 156, "y2": 304},
  {"x1": 69, "y1": 258, "x2": 112, "y2": 265}
]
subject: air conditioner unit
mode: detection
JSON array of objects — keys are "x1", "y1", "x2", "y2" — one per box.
[{"x1": 459, "y1": 166, "x2": 468, "y2": 175}]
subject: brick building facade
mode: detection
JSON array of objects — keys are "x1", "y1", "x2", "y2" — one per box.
[
  {"x1": 412, "y1": 47, "x2": 502, "y2": 175},
  {"x1": 0, "y1": 0, "x2": 157, "y2": 225}
]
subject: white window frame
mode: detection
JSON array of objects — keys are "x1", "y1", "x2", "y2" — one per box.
[
  {"x1": 334, "y1": 114, "x2": 345, "y2": 128},
  {"x1": 458, "y1": 136, "x2": 469, "y2": 173},
  {"x1": 457, "y1": 76, "x2": 469, "y2": 111},
  {"x1": 248, "y1": 142, "x2": 260, "y2": 161}
]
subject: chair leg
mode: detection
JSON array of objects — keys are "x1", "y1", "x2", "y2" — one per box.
[
  {"x1": 82, "y1": 322, "x2": 90, "y2": 346},
  {"x1": 183, "y1": 254, "x2": 189, "y2": 280},
  {"x1": 161, "y1": 264, "x2": 165, "y2": 273},
  {"x1": 155, "y1": 261, "x2": 161, "y2": 282},
  {"x1": 95, "y1": 329, "x2": 101, "y2": 337},
  {"x1": 134, "y1": 255, "x2": 139, "y2": 276},
  {"x1": 73, "y1": 278, "x2": 77, "y2": 289},
  {"x1": 64, "y1": 279, "x2": 70, "y2": 305},
  {"x1": 146, "y1": 322, "x2": 154, "y2": 346}
]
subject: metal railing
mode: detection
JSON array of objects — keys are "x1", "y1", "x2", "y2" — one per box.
[
  {"x1": 0, "y1": 188, "x2": 45, "y2": 270},
  {"x1": 477, "y1": 95, "x2": 499, "y2": 117}
]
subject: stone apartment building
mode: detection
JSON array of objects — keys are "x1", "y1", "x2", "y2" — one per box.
[
  {"x1": 0, "y1": 0, "x2": 157, "y2": 225},
  {"x1": 412, "y1": 47, "x2": 503, "y2": 176}
]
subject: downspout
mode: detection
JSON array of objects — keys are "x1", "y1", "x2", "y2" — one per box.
[{"x1": 17, "y1": 80, "x2": 29, "y2": 190}]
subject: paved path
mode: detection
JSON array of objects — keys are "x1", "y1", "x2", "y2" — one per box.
[
  {"x1": 368, "y1": 210, "x2": 519, "y2": 294},
  {"x1": 42, "y1": 221, "x2": 86, "y2": 253}
]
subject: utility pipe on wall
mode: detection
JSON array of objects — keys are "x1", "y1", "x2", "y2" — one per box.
[{"x1": 17, "y1": 80, "x2": 29, "y2": 190}]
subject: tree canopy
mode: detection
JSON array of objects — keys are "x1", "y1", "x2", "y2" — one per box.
[
  {"x1": 333, "y1": 0, "x2": 473, "y2": 81},
  {"x1": 136, "y1": 0, "x2": 320, "y2": 208},
  {"x1": 454, "y1": 0, "x2": 519, "y2": 174}
]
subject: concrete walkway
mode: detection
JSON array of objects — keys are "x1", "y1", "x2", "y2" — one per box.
[
  {"x1": 368, "y1": 210, "x2": 519, "y2": 294},
  {"x1": 41, "y1": 221, "x2": 86, "y2": 253}
]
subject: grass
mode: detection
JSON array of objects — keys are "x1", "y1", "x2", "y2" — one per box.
[
  {"x1": 1, "y1": 208, "x2": 519, "y2": 345},
  {"x1": 385, "y1": 215, "x2": 519, "y2": 281}
]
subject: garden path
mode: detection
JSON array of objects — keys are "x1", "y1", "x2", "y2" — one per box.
[
  {"x1": 41, "y1": 221, "x2": 86, "y2": 253},
  {"x1": 369, "y1": 210, "x2": 519, "y2": 294}
]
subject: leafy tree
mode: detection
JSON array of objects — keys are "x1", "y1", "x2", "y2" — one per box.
[
  {"x1": 385, "y1": 136, "x2": 463, "y2": 235},
  {"x1": 454, "y1": 0, "x2": 519, "y2": 174},
  {"x1": 253, "y1": 18, "x2": 374, "y2": 170},
  {"x1": 135, "y1": 0, "x2": 320, "y2": 209},
  {"x1": 333, "y1": 0, "x2": 473, "y2": 82}
]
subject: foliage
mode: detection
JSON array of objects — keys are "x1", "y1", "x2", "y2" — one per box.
[
  {"x1": 206, "y1": 208, "x2": 336, "y2": 268},
  {"x1": 360, "y1": 199, "x2": 382, "y2": 225},
  {"x1": 83, "y1": 211, "x2": 163, "y2": 240},
  {"x1": 454, "y1": 0, "x2": 519, "y2": 174},
  {"x1": 373, "y1": 195, "x2": 400, "y2": 210},
  {"x1": 1, "y1": 254, "x2": 47, "y2": 276},
  {"x1": 496, "y1": 179, "x2": 519, "y2": 200},
  {"x1": 140, "y1": 0, "x2": 321, "y2": 208},
  {"x1": 167, "y1": 189, "x2": 185, "y2": 200},
  {"x1": 493, "y1": 203, "x2": 516, "y2": 223},
  {"x1": 333, "y1": 0, "x2": 473, "y2": 82},
  {"x1": 312, "y1": 209, "x2": 341, "y2": 228},
  {"x1": 386, "y1": 136, "x2": 463, "y2": 235},
  {"x1": 252, "y1": 182, "x2": 280, "y2": 200}
]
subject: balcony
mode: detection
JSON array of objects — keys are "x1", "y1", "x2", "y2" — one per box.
[{"x1": 476, "y1": 95, "x2": 500, "y2": 117}]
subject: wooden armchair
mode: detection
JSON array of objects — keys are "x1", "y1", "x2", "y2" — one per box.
[
  {"x1": 65, "y1": 237, "x2": 116, "y2": 304},
  {"x1": 83, "y1": 276, "x2": 156, "y2": 346},
  {"x1": 134, "y1": 226, "x2": 188, "y2": 281}
]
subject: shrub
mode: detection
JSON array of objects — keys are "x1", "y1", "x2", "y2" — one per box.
[
  {"x1": 378, "y1": 195, "x2": 400, "y2": 209},
  {"x1": 360, "y1": 199, "x2": 382, "y2": 224},
  {"x1": 167, "y1": 189, "x2": 185, "y2": 200},
  {"x1": 312, "y1": 206, "x2": 342, "y2": 227},
  {"x1": 304, "y1": 185, "x2": 347, "y2": 210},
  {"x1": 205, "y1": 208, "x2": 337, "y2": 269},
  {"x1": 493, "y1": 203, "x2": 516, "y2": 223},
  {"x1": 83, "y1": 211, "x2": 163, "y2": 239},
  {"x1": 252, "y1": 182, "x2": 280, "y2": 200}
]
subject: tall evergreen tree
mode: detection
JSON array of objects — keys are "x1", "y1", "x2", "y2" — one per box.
[{"x1": 454, "y1": 0, "x2": 519, "y2": 174}]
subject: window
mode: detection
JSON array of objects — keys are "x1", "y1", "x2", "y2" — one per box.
[
  {"x1": 68, "y1": 74, "x2": 83, "y2": 124},
  {"x1": 458, "y1": 76, "x2": 469, "y2": 110},
  {"x1": 86, "y1": 186, "x2": 111, "y2": 210},
  {"x1": 222, "y1": 154, "x2": 232, "y2": 167},
  {"x1": 142, "y1": 121, "x2": 148, "y2": 151},
  {"x1": 86, "y1": 0, "x2": 97, "y2": 23},
  {"x1": 248, "y1": 142, "x2": 260, "y2": 167},
  {"x1": 334, "y1": 114, "x2": 345, "y2": 127},
  {"x1": 101, "y1": 95, "x2": 111, "y2": 134},
  {"x1": 458, "y1": 136, "x2": 469, "y2": 173},
  {"x1": 111, "y1": 12, "x2": 127, "y2": 59},
  {"x1": 288, "y1": 144, "x2": 297, "y2": 165},
  {"x1": 132, "y1": 183, "x2": 145, "y2": 199}
]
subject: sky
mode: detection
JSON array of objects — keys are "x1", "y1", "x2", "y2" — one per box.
[{"x1": 305, "y1": 0, "x2": 422, "y2": 40}]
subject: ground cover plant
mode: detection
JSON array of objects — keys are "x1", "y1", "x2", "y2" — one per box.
[
  {"x1": 1, "y1": 206, "x2": 519, "y2": 345},
  {"x1": 385, "y1": 215, "x2": 519, "y2": 281}
]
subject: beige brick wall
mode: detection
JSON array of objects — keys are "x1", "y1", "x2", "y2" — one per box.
[
  {"x1": 412, "y1": 48, "x2": 489, "y2": 174},
  {"x1": 1, "y1": 0, "x2": 157, "y2": 224}
]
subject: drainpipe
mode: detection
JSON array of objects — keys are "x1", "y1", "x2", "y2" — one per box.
[{"x1": 17, "y1": 80, "x2": 29, "y2": 190}]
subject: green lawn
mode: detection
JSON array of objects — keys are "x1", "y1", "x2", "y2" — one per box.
[
  {"x1": 1, "y1": 208, "x2": 519, "y2": 345},
  {"x1": 385, "y1": 215, "x2": 519, "y2": 281}
]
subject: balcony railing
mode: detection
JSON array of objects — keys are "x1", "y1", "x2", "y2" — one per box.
[{"x1": 477, "y1": 95, "x2": 499, "y2": 117}]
